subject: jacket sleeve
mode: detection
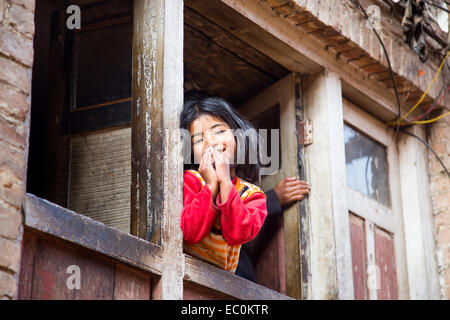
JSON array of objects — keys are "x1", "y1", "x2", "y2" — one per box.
[
  {"x1": 180, "y1": 171, "x2": 220, "y2": 244},
  {"x1": 265, "y1": 189, "x2": 283, "y2": 217},
  {"x1": 216, "y1": 187, "x2": 267, "y2": 246}
]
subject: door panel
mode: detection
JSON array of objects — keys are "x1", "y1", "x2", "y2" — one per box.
[
  {"x1": 239, "y1": 73, "x2": 304, "y2": 298},
  {"x1": 344, "y1": 98, "x2": 407, "y2": 300}
]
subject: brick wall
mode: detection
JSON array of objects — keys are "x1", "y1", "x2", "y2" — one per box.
[
  {"x1": 0, "y1": 0, "x2": 35, "y2": 300},
  {"x1": 429, "y1": 115, "x2": 450, "y2": 299}
]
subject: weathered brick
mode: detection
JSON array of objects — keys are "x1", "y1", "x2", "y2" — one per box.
[
  {"x1": 432, "y1": 192, "x2": 450, "y2": 213},
  {"x1": 0, "y1": 115, "x2": 26, "y2": 150},
  {"x1": 13, "y1": 0, "x2": 35, "y2": 11},
  {"x1": 437, "y1": 227, "x2": 450, "y2": 247},
  {"x1": 0, "y1": 237, "x2": 21, "y2": 273},
  {"x1": 0, "y1": 205, "x2": 22, "y2": 240},
  {"x1": 434, "y1": 210, "x2": 450, "y2": 229},
  {"x1": 9, "y1": 4, "x2": 34, "y2": 37},
  {"x1": 0, "y1": 1, "x2": 4, "y2": 23},
  {"x1": 430, "y1": 123, "x2": 450, "y2": 141},
  {"x1": 430, "y1": 138, "x2": 449, "y2": 155},
  {"x1": 0, "y1": 167, "x2": 25, "y2": 208},
  {"x1": 0, "y1": 271, "x2": 17, "y2": 298},
  {"x1": 0, "y1": 83, "x2": 30, "y2": 122},
  {"x1": 0, "y1": 26, "x2": 34, "y2": 67},
  {"x1": 0, "y1": 50, "x2": 32, "y2": 93}
]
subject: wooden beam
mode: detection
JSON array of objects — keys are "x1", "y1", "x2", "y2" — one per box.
[
  {"x1": 184, "y1": 256, "x2": 293, "y2": 300},
  {"x1": 131, "y1": 0, "x2": 185, "y2": 299},
  {"x1": 23, "y1": 193, "x2": 163, "y2": 276},
  {"x1": 398, "y1": 126, "x2": 441, "y2": 299},
  {"x1": 302, "y1": 70, "x2": 354, "y2": 299},
  {"x1": 189, "y1": 0, "x2": 406, "y2": 122}
]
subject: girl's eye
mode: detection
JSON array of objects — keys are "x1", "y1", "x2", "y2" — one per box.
[
  {"x1": 215, "y1": 130, "x2": 225, "y2": 135},
  {"x1": 193, "y1": 138, "x2": 203, "y2": 145}
]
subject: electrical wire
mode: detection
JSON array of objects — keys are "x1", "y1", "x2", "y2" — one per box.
[
  {"x1": 397, "y1": 84, "x2": 450, "y2": 125},
  {"x1": 423, "y1": 0, "x2": 450, "y2": 13},
  {"x1": 387, "y1": 51, "x2": 449, "y2": 126},
  {"x1": 412, "y1": 111, "x2": 450, "y2": 123},
  {"x1": 357, "y1": 0, "x2": 449, "y2": 177},
  {"x1": 354, "y1": 0, "x2": 403, "y2": 127},
  {"x1": 401, "y1": 130, "x2": 450, "y2": 178}
]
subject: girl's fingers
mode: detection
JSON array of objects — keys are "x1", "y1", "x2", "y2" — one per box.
[
  {"x1": 286, "y1": 190, "x2": 309, "y2": 199},
  {"x1": 285, "y1": 186, "x2": 310, "y2": 194},
  {"x1": 285, "y1": 180, "x2": 309, "y2": 187}
]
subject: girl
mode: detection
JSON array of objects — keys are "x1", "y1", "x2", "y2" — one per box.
[{"x1": 180, "y1": 96, "x2": 267, "y2": 274}]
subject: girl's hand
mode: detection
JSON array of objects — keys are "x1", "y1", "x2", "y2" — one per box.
[
  {"x1": 273, "y1": 177, "x2": 310, "y2": 207},
  {"x1": 211, "y1": 147, "x2": 231, "y2": 185},
  {"x1": 211, "y1": 148, "x2": 234, "y2": 203},
  {"x1": 198, "y1": 147, "x2": 218, "y2": 199}
]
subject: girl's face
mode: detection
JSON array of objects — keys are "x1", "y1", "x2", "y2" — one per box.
[{"x1": 189, "y1": 114, "x2": 236, "y2": 167}]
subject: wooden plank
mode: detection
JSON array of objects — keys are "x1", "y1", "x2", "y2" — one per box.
[
  {"x1": 24, "y1": 193, "x2": 163, "y2": 276},
  {"x1": 199, "y1": 0, "x2": 408, "y2": 123},
  {"x1": 131, "y1": 0, "x2": 161, "y2": 242},
  {"x1": 41, "y1": 3, "x2": 70, "y2": 207},
  {"x1": 184, "y1": 281, "x2": 234, "y2": 300},
  {"x1": 185, "y1": 0, "x2": 319, "y2": 75},
  {"x1": 374, "y1": 227, "x2": 398, "y2": 300},
  {"x1": 295, "y1": 75, "x2": 310, "y2": 300},
  {"x1": 184, "y1": 255, "x2": 293, "y2": 300},
  {"x1": 303, "y1": 70, "x2": 354, "y2": 299},
  {"x1": 74, "y1": 249, "x2": 115, "y2": 300},
  {"x1": 18, "y1": 229, "x2": 37, "y2": 300},
  {"x1": 114, "y1": 264, "x2": 151, "y2": 300},
  {"x1": 349, "y1": 214, "x2": 367, "y2": 300},
  {"x1": 184, "y1": 23, "x2": 276, "y2": 106},
  {"x1": 31, "y1": 236, "x2": 77, "y2": 300},
  {"x1": 68, "y1": 101, "x2": 131, "y2": 134},
  {"x1": 398, "y1": 126, "x2": 441, "y2": 299},
  {"x1": 365, "y1": 221, "x2": 377, "y2": 300},
  {"x1": 252, "y1": 214, "x2": 285, "y2": 293},
  {"x1": 132, "y1": 0, "x2": 185, "y2": 299}
]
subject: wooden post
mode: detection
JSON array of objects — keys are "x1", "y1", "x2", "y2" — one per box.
[
  {"x1": 398, "y1": 126, "x2": 440, "y2": 299},
  {"x1": 302, "y1": 70, "x2": 354, "y2": 299},
  {"x1": 131, "y1": 0, "x2": 184, "y2": 299}
]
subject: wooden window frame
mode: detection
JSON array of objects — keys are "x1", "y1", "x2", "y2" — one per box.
[
  {"x1": 342, "y1": 98, "x2": 409, "y2": 299},
  {"x1": 64, "y1": 16, "x2": 133, "y2": 135}
]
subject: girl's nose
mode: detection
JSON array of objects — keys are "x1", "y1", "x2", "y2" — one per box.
[{"x1": 205, "y1": 134, "x2": 218, "y2": 148}]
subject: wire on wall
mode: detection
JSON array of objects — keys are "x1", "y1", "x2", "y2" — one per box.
[{"x1": 355, "y1": 0, "x2": 449, "y2": 178}]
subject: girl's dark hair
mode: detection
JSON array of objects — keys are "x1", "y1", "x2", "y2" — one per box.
[{"x1": 180, "y1": 95, "x2": 262, "y2": 184}]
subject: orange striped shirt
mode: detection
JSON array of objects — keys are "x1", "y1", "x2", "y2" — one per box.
[{"x1": 182, "y1": 170, "x2": 266, "y2": 273}]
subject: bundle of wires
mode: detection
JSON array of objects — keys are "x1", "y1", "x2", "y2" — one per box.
[{"x1": 354, "y1": 0, "x2": 449, "y2": 178}]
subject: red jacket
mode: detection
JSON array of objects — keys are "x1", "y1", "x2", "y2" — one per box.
[{"x1": 181, "y1": 170, "x2": 267, "y2": 246}]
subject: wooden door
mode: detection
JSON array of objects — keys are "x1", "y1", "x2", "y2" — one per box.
[
  {"x1": 239, "y1": 73, "x2": 307, "y2": 299},
  {"x1": 343, "y1": 98, "x2": 408, "y2": 299}
]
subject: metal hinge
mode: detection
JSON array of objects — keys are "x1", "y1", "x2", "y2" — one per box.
[
  {"x1": 298, "y1": 119, "x2": 313, "y2": 146},
  {"x1": 304, "y1": 119, "x2": 313, "y2": 145}
]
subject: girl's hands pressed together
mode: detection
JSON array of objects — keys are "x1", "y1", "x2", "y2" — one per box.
[
  {"x1": 211, "y1": 147, "x2": 233, "y2": 203},
  {"x1": 198, "y1": 147, "x2": 219, "y2": 200},
  {"x1": 211, "y1": 147, "x2": 231, "y2": 184}
]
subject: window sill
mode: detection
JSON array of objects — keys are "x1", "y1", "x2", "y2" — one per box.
[
  {"x1": 184, "y1": 255, "x2": 293, "y2": 300},
  {"x1": 23, "y1": 193, "x2": 294, "y2": 300},
  {"x1": 23, "y1": 193, "x2": 163, "y2": 276}
]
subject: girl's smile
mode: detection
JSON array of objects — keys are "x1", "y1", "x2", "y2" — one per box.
[{"x1": 189, "y1": 114, "x2": 237, "y2": 170}]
